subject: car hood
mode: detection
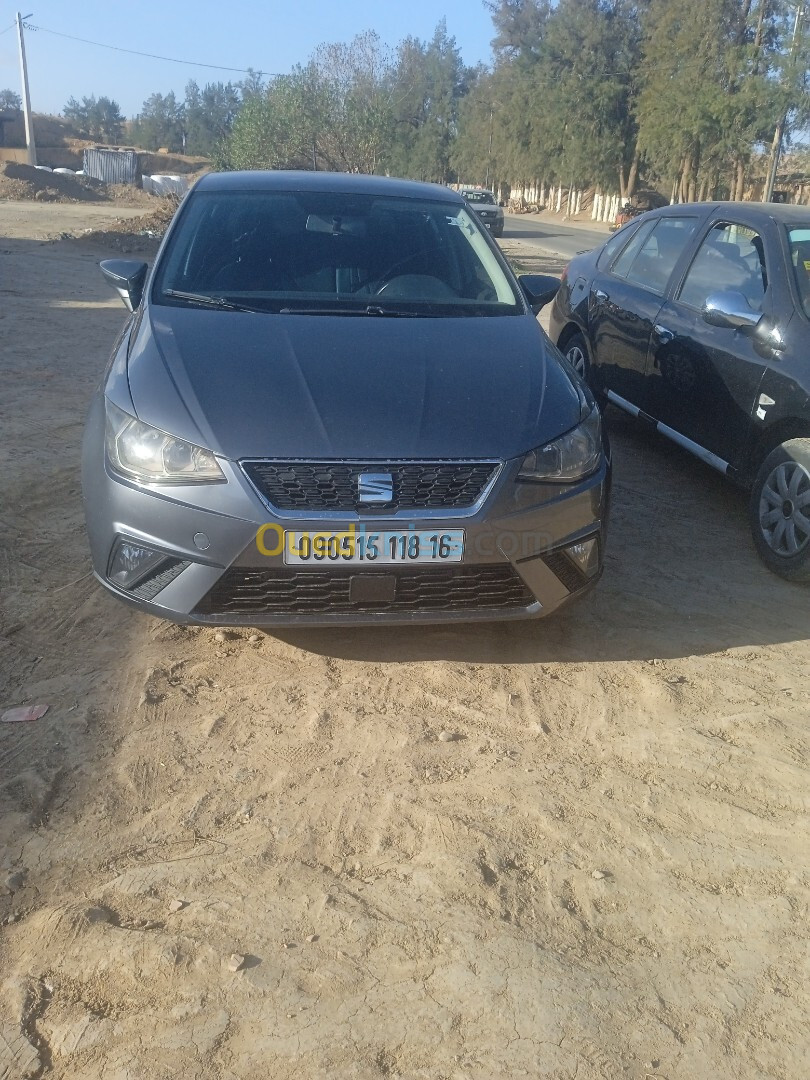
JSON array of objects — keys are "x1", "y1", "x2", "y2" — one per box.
[{"x1": 125, "y1": 304, "x2": 582, "y2": 461}]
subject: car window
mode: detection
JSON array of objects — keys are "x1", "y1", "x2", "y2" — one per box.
[
  {"x1": 607, "y1": 218, "x2": 657, "y2": 278},
  {"x1": 463, "y1": 191, "x2": 495, "y2": 205},
  {"x1": 613, "y1": 216, "x2": 699, "y2": 295},
  {"x1": 596, "y1": 218, "x2": 646, "y2": 269},
  {"x1": 679, "y1": 222, "x2": 768, "y2": 312},
  {"x1": 787, "y1": 226, "x2": 810, "y2": 318},
  {"x1": 153, "y1": 189, "x2": 521, "y2": 316}
]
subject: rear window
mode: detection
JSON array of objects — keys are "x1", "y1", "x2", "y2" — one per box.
[
  {"x1": 610, "y1": 217, "x2": 699, "y2": 295},
  {"x1": 787, "y1": 226, "x2": 810, "y2": 318},
  {"x1": 153, "y1": 189, "x2": 521, "y2": 317},
  {"x1": 596, "y1": 218, "x2": 646, "y2": 269}
]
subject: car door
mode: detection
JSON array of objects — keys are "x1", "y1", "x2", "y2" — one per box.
[
  {"x1": 588, "y1": 214, "x2": 700, "y2": 412},
  {"x1": 645, "y1": 219, "x2": 772, "y2": 470}
]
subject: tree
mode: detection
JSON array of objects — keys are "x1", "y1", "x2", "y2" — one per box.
[
  {"x1": 63, "y1": 95, "x2": 124, "y2": 142},
  {"x1": 183, "y1": 80, "x2": 241, "y2": 156},
  {"x1": 130, "y1": 91, "x2": 185, "y2": 152},
  {"x1": 465, "y1": 0, "x2": 641, "y2": 194},
  {"x1": 635, "y1": 0, "x2": 792, "y2": 201},
  {"x1": 0, "y1": 89, "x2": 22, "y2": 111},
  {"x1": 387, "y1": 21, "x2": 470, "y2": 183},
  {"x1": 217, "y1": 75, "x2": 316, "y2": 170},
  {"x1": 219, "y1": 32, "x2": 395, "y2": 174}
]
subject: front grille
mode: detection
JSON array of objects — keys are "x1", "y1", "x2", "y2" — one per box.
[
  {"x1": 194, "y1": 565, "x2": 534, "y2": 617},
  {"x1": 241, "y1": 460, "x2": 500, "y2": 514}
]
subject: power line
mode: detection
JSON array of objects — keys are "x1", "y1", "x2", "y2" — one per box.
[
  {"x1": 22, "y1": 21, "x2": 281, "y2": 78},
  {"x1": 0, "y1": 21, "x2": 17, "y2": 36}
]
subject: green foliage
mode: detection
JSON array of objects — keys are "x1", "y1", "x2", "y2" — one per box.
[
  {"x1": 636, "y1": 0, "x2": 803, "y2": 198},
  {"x1": 183, "y1": 80, "x2": 242, "y2": 157},
  {"x1": 87, "y1": 0, "x2": 810, "y2": 200},
  {"x1": 387, "y1": 21, "x2": 470, "y2": 182},
  {"x1": 63, "y1": 95, "x2": 124, "y2": 142},
  {"x1": 129, "y1": 91, "x2": 184, "y2": 152},
  {"x1": 219, "y1": 31, "x2": 397, "y2": 174},
  {"x1": 0, "y1": 88, "x2": 22, "y2": 112}
]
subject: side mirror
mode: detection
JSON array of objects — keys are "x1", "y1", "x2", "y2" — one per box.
[
  {"x1": 519, "y1": 273, "x2": 560, "y2": 315},
  {"x1": 100, "y1": 259, "x2": 148, "y2": 312},
  {"x1": 702, "y1": 290, "x2": 760, "y2": 331},
  {"x1": 498, "y1": 201, "x2": 505, "y2": 208}
]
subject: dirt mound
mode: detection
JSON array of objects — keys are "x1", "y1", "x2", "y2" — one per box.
[
  {"x1": 0, "y1": 162, "x2": 163, "y2": 209},
  {"x1": 74, "y1": 196, "x2": 181, "y2": 253},
  {"x1": 0, "y1": 161, "x2": 109, "y2": 202}
]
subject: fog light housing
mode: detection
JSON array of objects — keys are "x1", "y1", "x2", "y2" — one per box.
[
  {"x1": 564, "y1": 536, "x2": 600, "y2": 578},
  {"x1": 108, "y1": 540, "x2": 168, "y2": 589},
  {"x1": 106, "y1": 538, "x2": 190, "y2": 602}
]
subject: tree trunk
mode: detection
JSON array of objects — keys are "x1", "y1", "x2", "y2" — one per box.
[
  {"x1": 626, "y1": 148, "x2": 640, "y2": 199},
  {"x1": 678, "y1": 154, "x2": 690, "y2": 203},
  {"x1": 619, "y1": 164, "x2": 627, "y2": 201},
  {"x1": 687, "y1": 144, "x2": 700, "y2": 203},
  {"x1": 734, "y1": 157, "x2": 746, "y2": 201}
]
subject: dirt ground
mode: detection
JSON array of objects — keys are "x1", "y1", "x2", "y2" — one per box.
[{"x1": 0, "y1": 202, "x2": 808, "y2": 1080}]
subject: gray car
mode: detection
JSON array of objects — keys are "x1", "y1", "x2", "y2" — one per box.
[
  {"x1": 83, "y1": 171, "x2": 610, "y2": 626},
  {"x1": 460, "y1": 188, "x2": 505, "y2": 237}
]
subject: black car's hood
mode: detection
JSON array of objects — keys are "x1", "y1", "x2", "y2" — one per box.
[{"x1": 126, "y1": 305, "x2": 582, "y2": 461}]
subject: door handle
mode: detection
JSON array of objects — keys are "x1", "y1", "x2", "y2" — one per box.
[
  {"x1": 654, "y1": 324, "x2": 675, "y2": 343},
  {"x1": 595, "y1": 289, "x2": 608, "y2": 303}
]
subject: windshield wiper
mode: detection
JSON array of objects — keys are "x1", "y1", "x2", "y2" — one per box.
[
  {"x1": 163, "y1": 289, "x2": 262, "y2": 313},
  {"x1": 279, "y1": 305, "x2": 418, "y2": 317}
]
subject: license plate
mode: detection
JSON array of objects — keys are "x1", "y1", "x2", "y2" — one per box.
[{"x1": 283, "y1": 529, "x2": 464, "y2": 565}]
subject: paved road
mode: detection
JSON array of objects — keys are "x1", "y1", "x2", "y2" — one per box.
[{"x1": 502, "y1": 214, "x2": 609, "y2": 260}]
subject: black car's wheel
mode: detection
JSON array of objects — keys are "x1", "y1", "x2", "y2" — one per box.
[
  {"x1": 749, "y1": 439, "x2": 810, "y2": 582},
  {"x1": 492, "y1": 225, "x2": 504, "y2": 238},
  {"x1": 564, "y1": 332, "x2": 590, "y2": 380}
]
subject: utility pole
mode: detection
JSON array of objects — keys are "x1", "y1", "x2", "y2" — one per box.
[
  {"x1": 16, "y1": 12, "x2": 36, "y2": 166},
  {"x1": 763, "y1": 0, "x2": 805, "y2": 202}
]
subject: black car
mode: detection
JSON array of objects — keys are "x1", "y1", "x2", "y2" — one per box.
[
  {"x1": 549, "y1": 201, "x2": 810, "y2": 581},
  {"x1": 83, "y1": 171, "x2": 609, "y2": 626},
  {"x1": 460, "y1": 188, "x2": 505, "y2": 237}
]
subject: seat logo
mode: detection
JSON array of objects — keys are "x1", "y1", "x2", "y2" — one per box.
[{"x1": 358, "y1": 472, "x2": 393, "y2": 504}]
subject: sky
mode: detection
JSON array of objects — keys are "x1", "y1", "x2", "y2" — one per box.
[{"x1": 0, "y1": 1, "x2": 497, "y2": 118}]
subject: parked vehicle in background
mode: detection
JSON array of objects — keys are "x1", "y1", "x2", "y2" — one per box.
[
  {"x1": 611, "y1": 201, "x2": 644, "y2": 231},
  {"x1": 611, "y1": 190, "x2": 668, "y2": 231},
  {"x1": 460, "y1": 188, "x2": 505, "y2": 237},
  {"x1": 83, "y1": 171, "x2": 610, "y2": 627},
  {"x1": 549, "y1": 201, "x2": 810, "y2": 581}
]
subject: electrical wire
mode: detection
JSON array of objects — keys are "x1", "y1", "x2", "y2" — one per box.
[
  {"x1": 22, "y1": 22, "x2": 279, "y2": 77},
  {"x1": 0, "y1": 21, "x2": 17, "y2": 36}
]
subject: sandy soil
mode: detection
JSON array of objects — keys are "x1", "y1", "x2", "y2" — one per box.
[{"x1": 0, "y1": 202, "x2": 808, "y2": 1080}]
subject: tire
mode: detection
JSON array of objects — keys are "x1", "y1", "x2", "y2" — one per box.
[
  {"x1": 749, "y1": 438, "x2": 810, "y2": 582},
  {"x1": 563, "y1": 332, "x2": 589, "y2": 380}
]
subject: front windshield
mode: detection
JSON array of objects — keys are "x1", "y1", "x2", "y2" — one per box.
[
  {"x1": 787, "y1": 226, "x2": 810, "y2": 318},
  {"x1": 463, "y1": 191, "x2": 495, "y2": 205},
  {"x1": 153, "y1": 189, "x2": 521, "y2": 316}
]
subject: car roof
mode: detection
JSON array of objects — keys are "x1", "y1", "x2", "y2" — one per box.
[
  {"x1": 195, "y1": 170, "x2": 462, "y2": 204},
  {"x1": 653, "y1": 201, "x2": 810, "y2": 227}
]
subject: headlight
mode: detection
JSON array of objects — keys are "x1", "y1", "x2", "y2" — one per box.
[
  {"x1": 518, "y1": 408, "x2": 602, "y2": 484},
  {"x1": 105, "y1": 399, "x2": 225, "y2": 484}
]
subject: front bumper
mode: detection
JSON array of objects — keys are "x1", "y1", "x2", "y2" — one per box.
[{"x1": 83, "y1": 397, "x2": 610, "y2": 627}]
